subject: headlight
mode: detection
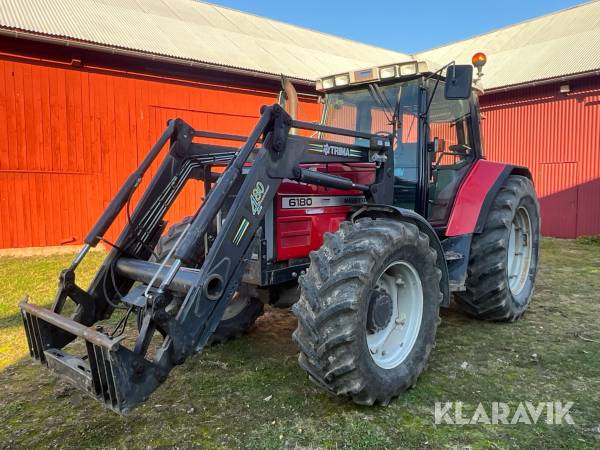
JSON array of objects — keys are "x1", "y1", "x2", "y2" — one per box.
[
  {"x1": 334, "y1": 74, "x2": 350, "y2": 86},
  {"x1": 399, "y1": 63, "x2": 418, "y2": 76},
  {"x1": 379, "y1": 65, "x2": 397, "y2": 79},
  {"x1": 322, "y1": 77, "x2": 335, "y2": 89}
]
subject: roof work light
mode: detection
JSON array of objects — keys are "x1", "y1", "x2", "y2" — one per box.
[{"x1": 316, "y1": 61, "x2": 431, "y2": 92}]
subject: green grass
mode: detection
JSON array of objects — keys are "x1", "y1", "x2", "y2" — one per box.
[
  {"x1": 1, "y1": 239, "x2": 599, "y2": 449},
  {"x1": 576, "y1": 235, "x2": 600, "y2": 246}
]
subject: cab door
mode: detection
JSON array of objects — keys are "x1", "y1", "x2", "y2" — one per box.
[{"x1": 426, "y1": 87, "x2": 480, "y2": 227}]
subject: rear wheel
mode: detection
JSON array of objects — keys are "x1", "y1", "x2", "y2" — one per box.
[
  {"x1": 455, "y1": 175, "x2": 540, "y2": 321},
  {"x1": 292, "y1": 218, "x2": 443, "y2": 405},
  {"x1": 153, "y1": 217, "x2": 263, "y2": 344}
]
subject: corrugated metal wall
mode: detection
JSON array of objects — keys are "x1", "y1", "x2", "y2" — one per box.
[
  {"x1": 1, "y1": 45, "x2": 598, "y2": 248},
  {"x1": 480, "y1": 76, "x2": 600, "y2": 238},
  {"x1": 0, "y1": 52, "x2": 319, "y2": 248}
]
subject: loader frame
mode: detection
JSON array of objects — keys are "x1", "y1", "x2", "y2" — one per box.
[{"x1": 20, "y1": 104, "x2": 397, "y2": 413}]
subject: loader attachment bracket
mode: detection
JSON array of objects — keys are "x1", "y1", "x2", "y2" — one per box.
[{"x1": 51, "y1": 269, "x2": 98, "y2": 323}]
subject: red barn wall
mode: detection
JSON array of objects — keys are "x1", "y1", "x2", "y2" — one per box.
[
  {"x1": 1, "y1": 39, "x2": 599, "y2": 248},
  {"x1": 0, "y1": 44, "x2": 320, "y2": 248},
  {"x1": 480, "y1": 76, "x2": 600, "y2": 238}
]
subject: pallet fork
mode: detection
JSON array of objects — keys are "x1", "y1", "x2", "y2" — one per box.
[{"x1": 20, "y1": 104, "x2": 393, "y2": 414}]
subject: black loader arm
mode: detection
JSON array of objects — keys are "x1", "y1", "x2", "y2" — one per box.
[
  {"x1": 19, "y1": 103, "x2": 393, "y2": 414},
  {"x1": 167, "y1": 105, "x2": 302, "y2": 359}
]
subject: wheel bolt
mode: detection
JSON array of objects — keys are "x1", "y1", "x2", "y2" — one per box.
[{"x1": 381, "y1": 350, "x2": 386, "y2": 356}]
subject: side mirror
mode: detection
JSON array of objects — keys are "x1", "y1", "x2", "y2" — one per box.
[{"x1": 444, "y1": 65, "x2": 473, "y2": 100}]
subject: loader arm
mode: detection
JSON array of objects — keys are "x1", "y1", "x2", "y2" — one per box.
[{"x1": 20, "y1": 104, "x2": 393, "y2": 414}]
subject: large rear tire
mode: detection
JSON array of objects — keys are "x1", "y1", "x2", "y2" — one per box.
[
  {"x1": 153, "y1": 217, "x2": 263, "y2": 344},
  {"x1": 455, "y1": 175, "x2": 540, "y2": 321},
  {"x1": 292, "y1": 218, "x2": 443, "y2": 405}
]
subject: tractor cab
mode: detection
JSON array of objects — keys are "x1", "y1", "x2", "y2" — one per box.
[{"x1": 316, "y1": 59, "x2": 482, "y2": 231}]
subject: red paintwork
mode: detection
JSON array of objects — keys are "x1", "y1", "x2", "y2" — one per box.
[
  {"x1": 275, "y1": 164, "x2": 374, "y2": 261},
  {"x1": 445, "y1": 160, "x2": 507, "y2": 237},
  {"x1": 0, "y1": 46, "x2": 320, "y2": 248}
]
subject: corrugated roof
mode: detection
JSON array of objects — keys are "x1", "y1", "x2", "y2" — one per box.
[
  {"x1": 1, "y1": 0, "x2": 598, "y2": 89},
  {"x1": 416, "y1": 1, "x2": 600, "y2": 90},
  {"x1": 0, "y1": 0, "x2": 410, "y2": 81}
]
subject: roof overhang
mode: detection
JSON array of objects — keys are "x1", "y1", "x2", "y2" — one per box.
[{"x1": 0, "y1": 27, "x2": 317, "y2": 86}]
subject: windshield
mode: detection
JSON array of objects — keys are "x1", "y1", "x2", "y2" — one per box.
[
  {"x1": 321, "y1": 80, "x2": 420, "y2": 139},
  {"x1": 321, "y1": 80, "x2": 421, "y2": 179}
]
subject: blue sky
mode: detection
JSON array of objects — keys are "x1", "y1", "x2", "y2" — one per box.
[{"x1": 210, "y1": 0, "x2": 586, "y2": 53}]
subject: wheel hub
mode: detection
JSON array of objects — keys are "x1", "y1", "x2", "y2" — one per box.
[
  {"x1": 367, "y1": 289, "x2": 393, "y2": 333},
  {"x1": 507, "y1": 206, "x2": 533, "y2": 296},
  {"x1": 366, "y1": 261, "x2": 424, "y2": 370}
]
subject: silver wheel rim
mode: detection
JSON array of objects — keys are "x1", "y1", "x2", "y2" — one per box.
[
  {"x1": 222, "y1": 293, "x2": 251, "y2": 320},
  {"x1": 507, "y1": 206, "x2": 533, "y2": 296},
  {"x1": 367, "y1": 261, "x2": 423, "y2": 369}
]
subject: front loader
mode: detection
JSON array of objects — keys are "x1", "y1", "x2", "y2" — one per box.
[{"x1": 19, "y1": 56, "x2": 540, "y2": 413}]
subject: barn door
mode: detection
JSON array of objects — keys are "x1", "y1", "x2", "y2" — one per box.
[{"x1": 537, "y1": 162, "x2": 578, "y2": 238}]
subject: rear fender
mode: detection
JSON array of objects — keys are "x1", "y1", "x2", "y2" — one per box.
[
  {"x1": 441, "y1": 161, "x2": 532, "y2": 291},
  {"x1": 352, "y1": 205, "x2": 450, "y2": 307},
  {"x1": 446, "y1": 160, "x2": 532, "y2": 237}
]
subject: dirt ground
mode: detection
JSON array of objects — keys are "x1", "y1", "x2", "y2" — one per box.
[{"x1": 0, "y1": 238, "x2": 599, "y2": 449}]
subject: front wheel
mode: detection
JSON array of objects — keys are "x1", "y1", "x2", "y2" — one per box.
[{"x1": 292, "y1": 218, "x2": 443, "y2": 405}]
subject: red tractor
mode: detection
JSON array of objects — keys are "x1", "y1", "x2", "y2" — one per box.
[{"x1": 20, "y1": 57, "x2": 540, "y2": 413}]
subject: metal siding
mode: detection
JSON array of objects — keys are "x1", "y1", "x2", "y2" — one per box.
[
  {"x1": 0, "y1": 53, "x2": 320, "y2": 248},
  {"x1": 480, "y1": 76, "x2": 600, "y2": 238},
  {"x1": 2, "y1": 57, "x2": 599, "y2": 247}
]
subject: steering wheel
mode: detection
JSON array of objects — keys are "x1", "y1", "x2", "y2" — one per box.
[
  {"x1": 447, "y1": 144, "x2": 472, "y2": 157},
  {"x1": 434, "y1": 144, "x2": 472, "y2": 167}
]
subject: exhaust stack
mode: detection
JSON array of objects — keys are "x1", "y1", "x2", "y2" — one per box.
[{"x1": 281, "y1": 76, "x2": 298, "y2": 134}]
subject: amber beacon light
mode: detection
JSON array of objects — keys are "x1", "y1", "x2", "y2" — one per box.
[{"x1": 472, "y1": 52, "x2": 487, "y2": 77}]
